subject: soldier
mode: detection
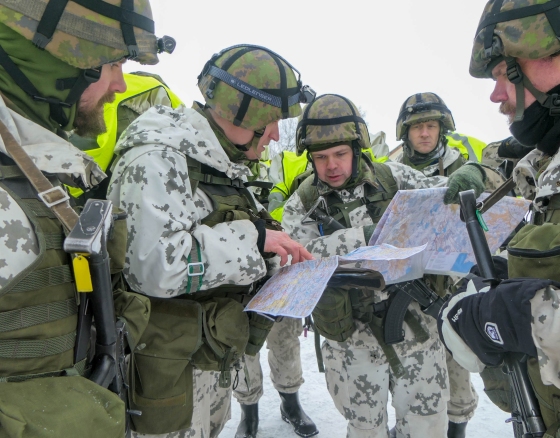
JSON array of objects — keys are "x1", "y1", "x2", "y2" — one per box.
[
  {"x1": 395, "y1": 92, "x2": 479, "y2": 438},
  {"x1": 107, "y1": 45, "x2": 314, "y2": 438},
  {"x1": 0, "y1": 0, "x2": 169, "y2": 436},
  {"x1": 437, "y1": 1, "x2": 560, "y2": 437},
  {"x1": 282, "y1": 94, "x2": 487, "y2": 438}
]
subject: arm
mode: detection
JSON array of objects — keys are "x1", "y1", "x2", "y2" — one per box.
[
  {"x1": 108, "y1": 147, "x2": 267, "y2": 298},
  {"x1": 385, "y1": 161, "x2": 447, "y2": 190}
]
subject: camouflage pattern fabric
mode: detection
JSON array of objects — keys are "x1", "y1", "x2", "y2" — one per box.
[
  {"x1": 0, "y1": 95, "x2": 105, "y2": 288},
  {"x1": 132, "y1": 369, "x2": 231, "y2": 438},
  {"x1": 0, "y1": 0, "x2": 160, "y2": 69},
  {"x1": 470, "y1": 0, "x2": 560, "y2": 78},
  {"x1": 282, "y1": 161, "x2": 449, "y2": 437},
  {"x1": 446, "y1": 351, "x2": 479, "y2": 423},
  {"x1": 198, "y1": 47, "x2": 302, "y2": 131},
  {"x1": 234, "y1": 317, "x2": 305, "y2": 405},
  {"x1": 397, "y1": 144, "x2": 463, "y2": 177},
  {"x1": 296, "y1": 94, "x2": 370, "y2": 155},
  {"x1": 107, "y1": 104, "x2": 269, "y2": 296}
]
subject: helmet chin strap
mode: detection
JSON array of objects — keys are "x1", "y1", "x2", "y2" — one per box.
[{"x1": 506, "y1": 57, "x2": 560, "y2": 122}]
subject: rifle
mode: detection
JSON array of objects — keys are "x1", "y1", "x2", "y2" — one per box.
[
  {"x1": 64, "y1": 199, "x2": 132, "y2": 421},
  {"x1": 459, "y1": 189, "x2": 546, "y2": 438}
]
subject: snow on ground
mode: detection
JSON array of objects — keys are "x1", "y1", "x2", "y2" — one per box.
[{"x1": 222, "y1": 332, "x2": 515, "y2": 437}]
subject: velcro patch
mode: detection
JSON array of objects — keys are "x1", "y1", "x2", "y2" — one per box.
[{"x1": 484, "y1": 322, "x2": 504, "y2": 345}]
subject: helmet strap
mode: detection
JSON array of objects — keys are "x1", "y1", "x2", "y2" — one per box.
[{"x1": 0, "y1": 44, "x2": 99, "y2": 127}]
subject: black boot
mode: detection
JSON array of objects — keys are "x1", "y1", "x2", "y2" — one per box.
[
  {"x1": 279, "y1": 391, "x2": 319, "y2": 437},
  {"x1": 447, "y1": 421, "x2": 468, "y2": 438},
  {"x1": 235, "y1": 403, "x2": 259, "y2": 438}
]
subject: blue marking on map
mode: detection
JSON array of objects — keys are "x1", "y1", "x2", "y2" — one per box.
[{"x1": 451, "y1": 253, "x2": 475, "y2": 274}]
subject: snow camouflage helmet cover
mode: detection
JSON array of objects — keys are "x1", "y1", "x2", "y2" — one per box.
[
  {"x1": 295, "y1": 94, "x2": 370, "y2": 155},
  {"x1": 198, "y1": 45, "x2": 309, "y2": 131},
  {"x1": 0, "y1": 0, "x2": 161, "y2": 69},
  {"x1": 470, "y1": 0, "x2": 560, "y2": 78},
  {"x1": 396, "y1": 92, "x2": 455, "y2": 141}
]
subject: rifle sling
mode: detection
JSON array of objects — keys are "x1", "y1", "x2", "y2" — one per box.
[
  {"x1": 0, "y1": 119, "x2": 79, "y2": 232},
  {"x1": 478, "y1": 176, "x2": 516, "y2": 215}
]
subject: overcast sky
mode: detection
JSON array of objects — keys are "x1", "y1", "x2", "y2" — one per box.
[{"x1": 126, "y1": 0, "x2": 511, "y2": 151}]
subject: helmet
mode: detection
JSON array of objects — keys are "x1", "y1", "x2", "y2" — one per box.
[
  {"x1": 0, "y1": 0, "x2": 175, "y2": 130},
  {"x1": 470, "y1": 0, "x2": 560, "y2": 121},
  {"x1": 0, "y1": 0, "x2": 174, "y2": 69},
  {"x1": 198, "y1": 44, "x2": 314, "y2": 132},
  {"x1": 295, "y1": 94, "x2": 370, "y2": 183},
  {"x1": 396, "y1": 92, "x2": 455, "y2": 141}
]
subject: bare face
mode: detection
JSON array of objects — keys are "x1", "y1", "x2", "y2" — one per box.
[
  {"x1": 311, "y1": 144, "x2": 353, "y2": 188},
  {"x1": 490, "y1": 57, "x2": 560, "y2": 124},
  {"x1": 74, "y1": 60, "x2": 127, "y2": 137},
  {"x1": 407, "y1": 120, "x2": 440, "y2": 154},
  {"x1": 242, "y1": 121, "x2": 280, "y2": 161}
]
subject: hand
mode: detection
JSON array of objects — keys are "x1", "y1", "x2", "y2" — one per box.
[
  {"x1": 443, "y1": 163, "x2": 486, "y2": 204},
  {"x1": 264, "y1": 229, "x2": 314, "y2": 266}
]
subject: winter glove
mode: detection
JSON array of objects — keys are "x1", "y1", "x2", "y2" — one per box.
[{"x1": 443, "y1": 162, "x2": 487, "y2": 205}]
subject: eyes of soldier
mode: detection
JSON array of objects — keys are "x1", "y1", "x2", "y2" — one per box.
[{"x1": 408, "y1": 121, "x2": 439, "y2": 134}]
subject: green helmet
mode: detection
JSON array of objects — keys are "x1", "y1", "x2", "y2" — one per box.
[
  {"x1": 198, "y1": 44, "x2": 314, "y2": 132},
  {"x1": 0, "y1": 0, "x2": 173, "y2": 69},
  {"x1": 470, "y1": 0, "x2": 560, "y2": 121},
  {"x1": 396, "y1": 92, "x2": 455, "y2": 141},
  {"x1": 295, "y1": 94, "x2": 370, "y2": 183}
]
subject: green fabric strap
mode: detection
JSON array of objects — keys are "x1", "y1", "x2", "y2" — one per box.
[
  {"x1": 329, "y1": 191, "x2": 390, "y2": 226},
  {"x1": 44, "y1": 232, "x2": 64, "y2": 250},
  {"x1": 188, "y1": 168, "x2": 243, "y2": 188},
  {"x1": 368, "y1": 319, "x2": 405, "y2": 378},
  {"x1": 0, "y1": 331, "x2": 75, "y2": 358},
  {"x1": 9, "y1": 264, "x2": 73, "y2": 294},
  {"x1": 22, "y1": 198, "x2": 57, "y2": 218},
  {"x1": 0, "y1": 298, "x2": 77, "y2": 333},
  {"x1": 313, "y1": 325, "x2": 325, "y2": 373},
  {"x1": 185, "y1": 241, "x2": 203, "y2": 294},
  {"x1": 0, "y1": 358, "x2": 87, "y2": 383},
  {"x1": 0, "y1": 164, "x2": 23, "y2": 179},
  {"x1": 403, "y1": 310, "x2": 430, "y2": 343}
]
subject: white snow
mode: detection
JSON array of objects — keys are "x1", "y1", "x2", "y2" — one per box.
[{"x1": 222, "y1": 332, "x2": 515, "y2": 437}]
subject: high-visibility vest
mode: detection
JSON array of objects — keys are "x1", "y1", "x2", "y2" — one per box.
[{"x1": 446, "y1": 132, "x2": 486, "y2": 162}]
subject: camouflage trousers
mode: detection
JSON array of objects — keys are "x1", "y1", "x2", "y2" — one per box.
[
  {"x1": 446, "y1": 350, "x2": 479, "y2": 423},
  {"x1": 233, "y1": 316, "x2": 304, "y2": 405},
  {"x1": 323, "y1": 327, "x2": 449, "y2": 438},
  {"x1": 132, "y1": 368, "x2": 231, "y2": 438}
]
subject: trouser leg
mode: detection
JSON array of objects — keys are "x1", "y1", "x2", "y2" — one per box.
[
  {"x1": 322, "y1": 339, "x2": 391, "y2": 438},
  {"x1": 391, "y1": 340, "x2": 450, "y2": 438},
  {"x1": 233, "y1": 353, "x2": 264, "y2": 405},
  {"x1": 446, "y1": 350, "x2": 479, "y2": 423},
  {"x1": 133, "y1": 369, "x2": 232, "y2": 438},
  {"x1": 267, "y1": 317, "x2": 304, "y2": 394}
]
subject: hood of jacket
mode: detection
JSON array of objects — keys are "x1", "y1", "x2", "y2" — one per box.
[{"x1": 113, "y1": 104, "x2": 252, "y2": 180}]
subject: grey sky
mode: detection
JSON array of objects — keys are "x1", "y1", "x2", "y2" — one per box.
[{"x1": 127, "y1": 0, "x2": 511, "y2": 150}]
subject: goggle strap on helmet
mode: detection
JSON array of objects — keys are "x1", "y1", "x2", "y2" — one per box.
[
  {"x1": 31, "y1": 0, "x2": 155, "y2": 59},
  {"x1": 0, "y1": 43, "x2": 100, "y2": 127},
  {"x1": 397, "y1": 102, "x2": 450, "y2": 122}
]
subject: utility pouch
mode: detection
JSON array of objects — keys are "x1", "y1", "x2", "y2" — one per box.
[
  {"x1": 0, "y1": 376, "x2": 125, "y2": 438},
  {"x1": 245, "y1": 312, "x2": 274, "y2": 356},
  {"x1": 106, "y1": 207, "x2": 127, "y2": 274},
  {"x1": 113, "y1": 289, "x2": 151, "y2": 352},
  {"x1": 479, "y1": 365, "x2": 512, "y2": 412},
  {"x1": 311, "y1": 286, "x2": 355, "y2": 342},
  {"x1": 507, "y1": 223, "x2": 560, "y2": 282},
  {"x1": 129, "y1": 297, "x2": 202, "y2": 435}
]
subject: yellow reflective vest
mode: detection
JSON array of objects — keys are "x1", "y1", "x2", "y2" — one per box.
[
  {"x1": 69, "y1": 73, "x2": 183, "y2": 198},
  {"x1": 446, "y1": 132, "x2": 486, "y2": 162}
]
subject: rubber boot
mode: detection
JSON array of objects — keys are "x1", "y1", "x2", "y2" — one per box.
[
  {"x1": 447, "y1": 421, "x2": 468, "y2": 438},
  {"x1": 279, "y1": 391, "x2": 319, "y2": 437},
  {"x1": 235, "y1": 403, "x2": 259, "y2": 438}
]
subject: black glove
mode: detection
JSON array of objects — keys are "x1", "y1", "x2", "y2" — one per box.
[{"x1": 443, "y1": 163, "x2": 487, "y2": 205}]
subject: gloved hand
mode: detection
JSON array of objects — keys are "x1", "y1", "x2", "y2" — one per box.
[{"x1": 443, "y1": 163, "x2": 487, "y2": 204}]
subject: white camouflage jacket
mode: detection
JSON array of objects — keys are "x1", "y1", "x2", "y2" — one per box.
[
  {"x1": 107, "y1": 105, "x2": 269, "y2": 298},
  {"x1": 0, "y1": 96, "x2": 105, "y2": 289},
  {"x1": 397, "y1": 144, "x2": 463, "y2": 177},
  {"x1": 282, "y1": 161, "x2": 446, "y2": 356}
]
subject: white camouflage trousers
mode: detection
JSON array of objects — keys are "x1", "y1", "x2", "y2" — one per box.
[
  {"x1": 132, "y1": 368, "x2": 231, "y2": 438},
  {"x1": 446, "y1": 351, "x2": 479, "y2": 423},
  {"x1": 323, "y1": 323, "x2": 450, "y2": 438},
  {"x1": 233, "y1": 316, "x2": 304, "y2": 405}
]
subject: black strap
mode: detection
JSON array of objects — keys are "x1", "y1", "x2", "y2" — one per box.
[
  {"x1": 478, "y1": 0, "x2": 560, "y2": 37},
  {"x1": 267, "y1": 51, "x2": 289, "y2": 118},
  {"x1": 120, "y1": 0, "x2": 139, "y2": 58},
  {"x1": 33, "y1": 0, "x2": 70, "y2": 48},
  {"x1": 71, "y1": 0, "x2": 154, "y2": 32},
  {"x1": 397, "y1": 102, "x2": 450, "y2": 121}
]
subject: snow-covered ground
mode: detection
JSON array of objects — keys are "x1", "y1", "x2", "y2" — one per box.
[{"x1": 222, "y1": 333, "x2": 514, "y2": 437}]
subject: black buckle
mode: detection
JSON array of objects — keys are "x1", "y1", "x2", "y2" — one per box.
[
  {"x1": 32, "y1": 95, "x2": 72, "y2": 108},
  {"x1": 549, "y1": 94, "x2": 560, "y2": 117},
  {"x1": 300, "y1": 85, "x2": 316, "y2": 104},
  {"x1": 84, "y1": 68, "x2": 101, "y2": 84},
  {"x1": 506, "y1": 62, "x2": 523, "y2": 84}
]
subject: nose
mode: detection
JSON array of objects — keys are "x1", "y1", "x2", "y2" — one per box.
[
  {"x1": 326, "y1": 156, "x2": 337, "y2": 170},
  {"x1": 490, "y1": 78, "x2": 508, "y2": 104},
  {"x1": 110, "y1": 67, "x2": 127, "y2": 94},
  {"x1": 265, "y1": 121, "x2": 280, "y2": 142},
  {"x1": 420, "y1": 126, "x2": 430, "y2": 137}
]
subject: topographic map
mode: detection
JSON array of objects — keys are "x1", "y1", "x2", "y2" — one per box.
[
  {"x1": 245, "y1": 244, "x2": 426, "y2": 318},
  {"x1": 370, "y1": 188, "x2": 531, "y2": 276}
]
